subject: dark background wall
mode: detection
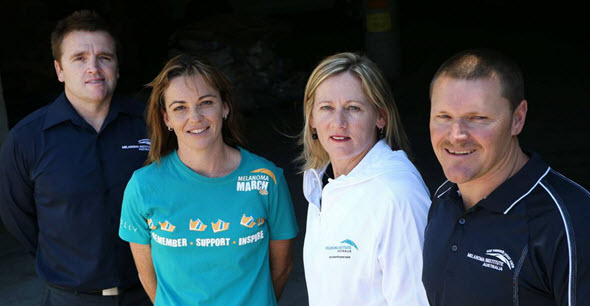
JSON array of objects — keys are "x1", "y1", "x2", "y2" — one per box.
[{"x1": 1, "y1": 0, "x2": 588, "y2": 189}]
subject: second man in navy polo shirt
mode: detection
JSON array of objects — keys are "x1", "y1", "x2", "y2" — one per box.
[{"x1": 422, "y1": 49, "x2": 590, "y2": 306}]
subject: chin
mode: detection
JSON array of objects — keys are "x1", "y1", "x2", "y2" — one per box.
[{"x1": 442, "y1": 168, "x2": 477, "y2": 185}]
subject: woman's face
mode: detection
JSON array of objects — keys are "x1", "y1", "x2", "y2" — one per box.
[
  {"x1": 310, "y1": 72, "x2": 385, "y2": 169},
  {"x1": 162, "y1": 74, "x2": 228, "y2": 154}
]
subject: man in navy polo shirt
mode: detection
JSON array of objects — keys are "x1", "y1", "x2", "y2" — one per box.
[
  {"x1": 423, "y1": 48, "x2": 590, "y2": 306},
  {"x1": 0, "y1": 10, "x2": 151, "y2": 305}
]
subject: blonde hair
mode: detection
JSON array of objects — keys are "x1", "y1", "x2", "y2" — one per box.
[{"x1": 298, "y1": 52, "x2": 410, "y2": 170}]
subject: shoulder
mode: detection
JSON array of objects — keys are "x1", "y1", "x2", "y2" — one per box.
[
  {"x1": 130, "y1": 153, "x2": 174, "y2": 184},
  {"x1": 241, "y1": 149, "x2": 284, "y2": 175},
  {"x1": 368, "y1": 170, "x2": 430, "y2": 212},
  {"x1": 8, "y1": 105, "x2": 51, "y2": 138},
  {"x1": 371, "y1": 151, "x2": 429, "y2": 197},
  {"x1": 530, "y1": 169, "x2": 590, "y2": 228}
]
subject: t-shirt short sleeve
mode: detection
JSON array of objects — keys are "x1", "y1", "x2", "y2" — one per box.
[
  {"x1": 267, "y1": 169, "x2": 298, "y2": 241},
  {"x1": 119, "y1": 173, "x2": 151, "y2": 245}
]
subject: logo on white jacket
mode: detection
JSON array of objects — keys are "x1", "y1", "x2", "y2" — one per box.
[
  {"x1": 325, "y1": 239, "x2": 359, "y2": 259},
  {"x1": 467, "y1": 248, "x2": 514, "y2": 271}
]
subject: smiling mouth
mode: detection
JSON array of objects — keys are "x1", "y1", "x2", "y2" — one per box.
[
  {"x1": 330, "y1": 136, "x2": 350, "y2": 141},
  {"x1": 188, "y1": 127, "x2": 208, "y2": 134},
  {"x1": 86, "y1": 79, "x2": 104, "y2": 84},
  {"x1": 446, "y1": 149, "x2": 475, "y2": 155}
]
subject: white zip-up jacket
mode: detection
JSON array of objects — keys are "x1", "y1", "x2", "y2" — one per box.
[{"x1": 303, "y1": 140, "x2": 430, "y2": 305}]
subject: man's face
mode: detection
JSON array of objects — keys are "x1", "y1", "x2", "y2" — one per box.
[
  {"x1": 54, "y1": 31, "x2": 119, "y2": 105},
  {"x1": 429, "y1": 76, "x2": 526, "y2": 186}
]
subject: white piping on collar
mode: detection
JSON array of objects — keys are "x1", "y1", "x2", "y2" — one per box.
[
  {"x1": 503, "y1": 167, "x2": 551, "y2": 214},
  {"x1": 435, "y1": 180, "x2": 451, "y2": 198}
]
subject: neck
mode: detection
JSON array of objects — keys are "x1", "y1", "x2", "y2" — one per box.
[
  {"x1": 331, "y1": 140, "x2": 377, "y2": 178},
  {"x1": 177, "y1": 141, "x2": 241, "y2": 178},
  {"x1": 67, "y1": 94, "x2": 111, "y2": 132},
  {"x1": 459, "y1": 143, "x2": 529, "y2": 209}
]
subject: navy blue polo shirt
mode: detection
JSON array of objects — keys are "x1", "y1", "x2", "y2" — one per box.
[
  {"x1": 422, "y1": 153, "x2": 590, "y2": 306},
  {"x1": 0, "y1": 93, "x2": 149, "y2": 290}
]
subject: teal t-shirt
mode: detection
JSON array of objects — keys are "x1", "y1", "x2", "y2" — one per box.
[{"x1": 119, "y1": 149, "x2": 298, "y2": 305}]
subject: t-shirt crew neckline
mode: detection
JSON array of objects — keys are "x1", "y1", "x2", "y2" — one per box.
[{"x1": 171, "y1": 147, "x2": 247, "y2": 184}]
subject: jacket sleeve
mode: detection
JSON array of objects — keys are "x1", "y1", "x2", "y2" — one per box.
[
  {"x1": 377, "y1": 179, "x2": 430, "y2": 305},
  {"x1": 0, "y1": 132, "x2": 38, "y2": 255}
]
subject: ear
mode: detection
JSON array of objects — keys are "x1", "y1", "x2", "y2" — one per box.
[
  {"x1": 376, "y1": 109, "x2": 387, "y2": 129},
  {"x1": 161, "y1": 108, "x2": 171, "y2": 129},
  {"x1": 511, "y1": 99, "x2": 527, "y2": 136},
  {"x1": 54, "y1": 60, "x2": 65, "y2": 83},
  {"x1": 223, "y1": 102, "x2": 229, "y2": 118}
]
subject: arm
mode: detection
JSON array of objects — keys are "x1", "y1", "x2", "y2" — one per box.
[
  {"x1": 379, "y1": 181, "x2": 430, "y2": 305},
  {"x1": 269, "y1": 239, "x2": 294, "y2": 300},
  {"x1": 0, "y1": 133, "x2": 38, "y2": 254},
  {"x1": 130, "y1": 242, "x2": 157, "y2": 303}
]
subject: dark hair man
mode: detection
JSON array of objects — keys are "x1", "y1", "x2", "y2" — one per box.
[
  {"x1": 422, "y1": 48, "x2": 590, "y2": 306},
  {"x1": 0, "y1": 10, "x2": 151, "y2": 305}
]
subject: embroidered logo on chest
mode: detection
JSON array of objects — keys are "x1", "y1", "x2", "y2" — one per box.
[
  {"x1": 121, "y1": 138, "x2": 151, "y2": 151},
  {"x1": 467, "y1": 249, "x2": 515, "y2": 271}
]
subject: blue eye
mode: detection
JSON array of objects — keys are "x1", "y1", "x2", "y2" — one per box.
[{"x1": 347, "y1": 105, "x2": 361, "y2": 111}]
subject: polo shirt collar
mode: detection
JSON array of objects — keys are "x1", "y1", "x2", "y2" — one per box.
[
  {"x1": 42, "y1": 93, "x2": 143, "y2": 130},
  {"x1": 42, "y1": 93, "x2": 85, "y2": 130},
  {"x1": 438, "y1": 152, "x2": 550, "y2": 214},
  {"x1": 102, "y1": 95, "x2": 145, "y2": 127},
  {"x1": 478, "y1": 152, "x2": 550, "y2": 214}
]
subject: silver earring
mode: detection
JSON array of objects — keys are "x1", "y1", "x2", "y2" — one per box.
[
  {"x1": 223, "y1": 114, "x2": 227, "y2": 120},
  {"x1": 168, "y1": 126, "x2": 173, "y2": 131}
]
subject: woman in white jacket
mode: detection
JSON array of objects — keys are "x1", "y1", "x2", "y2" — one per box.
[{"x1": 299, "y1": 52, "x2": 430, "y2": 305}]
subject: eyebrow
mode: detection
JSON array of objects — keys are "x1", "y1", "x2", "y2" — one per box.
[
  {"x1": 316, "y1": 99, "x2": 365, "y2": 104},
  {"x1": 198, "y1": 94, "x2": 217, "y2": 100},
  {"x1": 168, "y1": 94, "x2": 218, "y2": 107},
  {"x1": 68, "y1": 51, "x2": 116, "y2": 59}
]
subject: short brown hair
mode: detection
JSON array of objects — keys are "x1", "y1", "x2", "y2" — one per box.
[
  {"x1": 298, "y1": 52, "x2": 410, "y2": 171},
  {"x1": 145, "y1": 53, "x2": 244, "y2": 164},
  {"x1": 51, "y1": 10, "x2": 118, "y2": 62},
  {"x1": 430, "y1": 49, "x2": 524, "y2": 110}
]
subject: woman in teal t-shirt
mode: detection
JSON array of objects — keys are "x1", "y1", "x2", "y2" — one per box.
[{"x1": 119, "y1": 54, "x2": 298, "y2": 305}]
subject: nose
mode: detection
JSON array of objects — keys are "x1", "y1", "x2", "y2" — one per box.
[
  {"x1": 331, "y1": 109, "x2": 347, "y2": 129},
  {"x1": 86, "y1": 56, "x2": 99, "y2": 73},
  {"x1": 449, "y1": 119, "x2": 468, "y2": 142},
  {"x1": 188, "y1": 107, "x2": 203, "y2": 122}
]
